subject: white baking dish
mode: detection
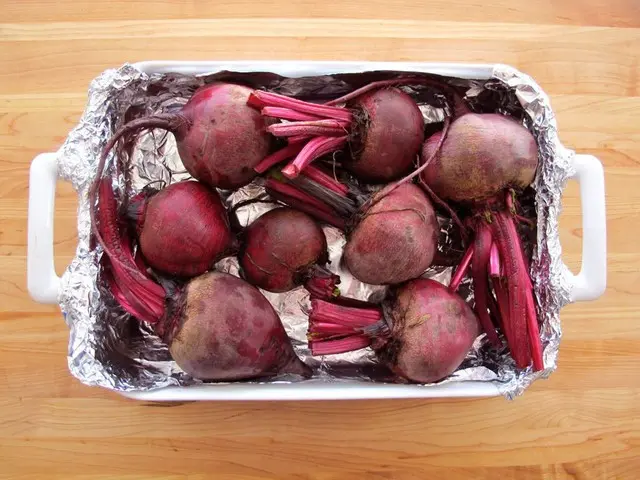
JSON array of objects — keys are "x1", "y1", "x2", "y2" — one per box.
[{"x1": 27, "y1": 61, "x2": 607, "y2": 401}]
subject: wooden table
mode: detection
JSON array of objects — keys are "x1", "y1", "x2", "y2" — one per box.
[{"x1": 1, "y1": 1, "x2": 638, "y2": 478}]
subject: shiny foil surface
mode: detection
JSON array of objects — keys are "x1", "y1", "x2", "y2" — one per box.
[{"x1": 57, "y1": 64, "x2": 573, "y2": 398}]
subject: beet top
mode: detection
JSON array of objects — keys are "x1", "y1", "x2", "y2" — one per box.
[
  {"x1": 97, "y1": 82, "x2": 272, "y2": 191},
  {"x1": 308, "y1": 279, "x2": 480, "y2": 384},
  {"x1": 128, "y1": 181, "x2": 233, "y2": 278},
  {"x1": 249, "y1": 87, "x2": 424, "y2": 183}
]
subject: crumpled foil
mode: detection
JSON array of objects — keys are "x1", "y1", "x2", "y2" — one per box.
[{"x1": 57, "y1": 64, "x2": 574, "y2": 398}]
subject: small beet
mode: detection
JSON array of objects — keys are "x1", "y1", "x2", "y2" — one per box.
[
  {"x1": 308, "y1": 279, "x2": 480, "y2": 384},
  {"x1": 239, "y1": 207, "x2": 339, "y2": 297},
  {"x1": 128, "y1": 181, "x2": 233, "y2": 277}
]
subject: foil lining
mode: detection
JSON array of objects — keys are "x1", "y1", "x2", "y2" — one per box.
[{"x1": 57, "y1": 64, "x2": 573, "y2": 397}]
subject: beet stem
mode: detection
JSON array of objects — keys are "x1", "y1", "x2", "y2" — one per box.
[
  {"x1": 254, "y1": 143, "x2": 305, "y2": 174},
  {"x1": 268, "y1": 119, "x2": 349, "y2": 138},
  {"x1": 250, "y1": 91, "x2": 353, "y2": 122},
  {"x1": 470, "y1": 224, "x2": 501, "y2": 346},
  {"x1": 309, "y1": 335, "x2": 372, "y2": 355},
  {"x1": 262, "y1": 107, "x2": 323, "y2": 122},
  {"x1": 493, "y1": 211, "x2": 533, "y2": 369},
  {"x1": 302, "y1": 166, "x2": 349, "y2": 196},
  {"x1": 489, "y1": 241, "x2": 502, "y2": 278},
  {"x1": 282, "y1": 136, "x2": 348, "y2": 179},
  {"x1": 265, "y1": 178, "x2": 346, "y2": 229},
  {"x1": 449, "y1": 243, "x2": 474, "y2": 292}
]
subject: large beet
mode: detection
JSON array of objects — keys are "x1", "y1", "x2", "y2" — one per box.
[
  {"x1": 239, "y1": 207, "x2": 339, "y2": 297},
  {"x1": 421, "y1": 113, "x2": 537, "y2": 202},
  {"x1": 164, "y1": 272, "x2": 310, "y2": 380},
  {"x1": 91, "y1": 178, "x2": 310, "y2": 381},
  {"x1": 343, "y1": 183, "x2": 438, "y2": 285},
  {"x1": 249, "y1": 87, "x2": 424, "y2": 183},
  {"x1": 128, "y1": 181, "x2": 233, "y2": 277},
  {"x1": 97, "y1": 83, "x2": 272, "y2": 190},
  {"x1": 308, "y1": 279, "x2": 480, "y2": 383}
]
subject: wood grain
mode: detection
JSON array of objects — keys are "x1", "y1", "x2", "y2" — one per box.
[{"x1": 1, "y1": 0, "x2": 638, "y2": 478}]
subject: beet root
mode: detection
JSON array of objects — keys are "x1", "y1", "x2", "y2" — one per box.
[
  {"x1": 163, "y1": 272, "x2": 311, "y2": 380},
  {"x1": 98, "y1": 83, "x2": 272, "y2": 190},
  {"x1": 307, "y1": 279, "x2": 480, "y2": 383},
  {"x1": 343, "y1": 183, "x2": 438, "y2": 285},
  {"x1": 239, "y1": 207, "x2": 339, "y2": 297},
  {"x1": 249, "y1": 87, "x2": 424, "y2": 183},
  {"x1": 129, "y1": 181, "x2": 233, "y2": 277},
  {"x1": 421, "y1": 113, "x2": 537, "y2": 203}
]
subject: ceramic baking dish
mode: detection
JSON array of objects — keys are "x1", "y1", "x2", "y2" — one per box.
[{"x1": 27, "y1": 61, "x2": 607, "y2": 400}]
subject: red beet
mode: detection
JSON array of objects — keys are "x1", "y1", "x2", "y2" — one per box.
[
  {"x1": 99, "y1": 83, "x2": 272, "y2": 190},
  {"x1": 264, "y1": 173, "x2": 439, "y2": 285},
  {"x1": 343, "y1": 183, "x2": 438, "y2": 284},
  {"x1": 239, "y1": 207, "x2": 339, "y2": 297},
  {"x1": 91, "y1": 177, "x2": 310, "y2": 381},
  {"x1": 128, "y1": 181, "x2": 233, "y2": 277},
  {"x1": 308, "y1": 279, "x2": 480, "y2": 383},
  {"x1": 249, "y1": 87, "x2": 424, "y2": 183},
  {"x1": 419, "y1": 87, "x2": 543, "y2": 371}
]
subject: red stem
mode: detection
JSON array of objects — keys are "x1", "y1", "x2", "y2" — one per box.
[
  {"x1": 489, "y1": 241, "x2": 502, "y2": 278},
  {"x1": 288, "y1": 135, "x2": 312, "y2": 144},
  {"x1": 449, "y1": 243, "x2": 474, "y2": 292},
  {"x1": 492, "y1": 211, "x2": 534, "y2": 369},
  {"x1": 497, "y1": 210, "x2": 544, "y2": 371},
  {"x1": 304, "y1": 265, "x2": 341, "y2": 300},
  {"x1": 470, "y1": 224, "x2": 501, "y2": 346},
  {"x1": 301, "y1": 166, "x2": 349, "y2": 196},
  {"x1": 254, "y1": 143, "x2": 304, "y2": 174},
  {"x1": 306, "y1": 298, "x2": 385, "y2": 355},
  {"x1": 249, "y1": 91, "x2": 354, "y2": 123},
  {"x1": 282, "y1": 136, "x2": 348, "y2": 179},
  {"x1": 265, "y1": 178, "x2": 346, "y2": 230},
  {"x1": 309, "y1": 335, "x2": 372, "y2": 355},
  {"x1": 262, "y1": 107, "x2": 323, "y2": 122},
  {"x1": 268, "y1": 119, "x2": 349, "y2": 138}
]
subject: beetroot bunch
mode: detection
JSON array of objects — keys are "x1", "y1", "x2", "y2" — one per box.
[{"x1": 89, "y1": 72, "x2": 545, "y2": 387}]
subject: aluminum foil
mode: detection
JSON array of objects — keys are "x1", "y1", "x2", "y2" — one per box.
[{"x1": 57, "y1": 64, "x2": 573, "y2": 398}]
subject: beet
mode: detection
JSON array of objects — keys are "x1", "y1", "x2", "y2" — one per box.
[
  {"x1": 128, "y1": 181, "x2": 233, "y2": 277},
  {"x1": 307, "y1": 279, "x2": 480, "y2": 383},
  {"x1": 421, "y1": 113, "x2": 537, "y2": 203},
  {"x1": 239, "y1": 207, "x2": 339, "y2": 297},
  {"x1": 264, "y1": 173, "x2": 439, "y2": 285},
  {"x1": 249, "y1": 87, "x2": 424, "y2": 183},
  {"x1": 91, "y1": 177, "x2": 310, "y2": 381},
  {"x1": 418, "y1": 86, "x2": 543, "y2": 371},
  {"x1": 343, "y1": 183, "x2": 438, "y2": 285},
  {"x1": 163, "y1": 272, "x2": 310, "y2": 380},
  {"x1": 98, "y1": 82, "x2": 272, "y2": 190}
]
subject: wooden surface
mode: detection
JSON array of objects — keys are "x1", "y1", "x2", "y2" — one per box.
[{"x1": 1, "y1": 1, "x2": 639, "y2": 478}]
